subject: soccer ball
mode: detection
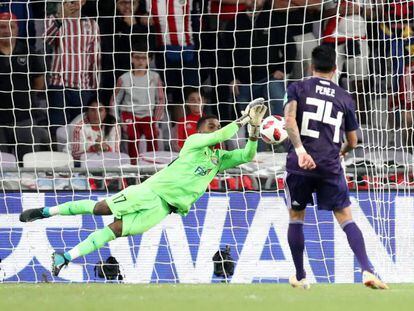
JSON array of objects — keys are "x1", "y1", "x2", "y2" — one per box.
[{"x1": 260, "y1": 115, "x2": 288, "y2": 145}]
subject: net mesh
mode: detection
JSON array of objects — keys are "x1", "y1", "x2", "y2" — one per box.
[{"x1": 0, "y1": 0, "x2": 413, "y2": 283}]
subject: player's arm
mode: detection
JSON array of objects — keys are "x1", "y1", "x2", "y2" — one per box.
[
  {"x1": 340, "y1": 97, "x2": 360, "y2": 157},
  {"x1": 340, "y1": 130, "x2": 358, "y2": 157},
  {"x1": 44, "y1": 15, "x2": 62, "y2": 46},
  {"x1": 219, "y1": 104, "x2": 267, "y2": 170},
  {"x1": 284, "y1": 100, "x2": 316, "y2": 170},
  {"x1": 183, "y1": 98, "x2": 266, "y2": 150},
  {"x1": 219, "y1": 137, "x2": 258, "y2": 171},
  {"x1": 184, "y1": 122, "x2": 240, "y2": 150}
]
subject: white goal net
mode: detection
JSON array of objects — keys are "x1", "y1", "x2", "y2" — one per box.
[{"x1": 0, "y1": 0, "x2": 413, "y2": 283}]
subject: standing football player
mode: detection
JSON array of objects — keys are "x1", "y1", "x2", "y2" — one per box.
[
  {"x1": 283, "y1": 45, "x2": 388, "y2": 290},
  {"x1": 20, "y1": 99, "x2": 267, "y2": 277}
]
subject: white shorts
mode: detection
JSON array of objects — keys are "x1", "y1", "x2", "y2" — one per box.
[
  {"x1": 336, "y1": 40, "x2": 370, "y2": 81},
  {"x1": 290, "y1": 32, "x2": 319, "y2": 81}
]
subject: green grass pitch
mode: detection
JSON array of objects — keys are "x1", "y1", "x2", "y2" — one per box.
[{"x1": 1, "y1": 284, "x2": 414, "y2": 311}]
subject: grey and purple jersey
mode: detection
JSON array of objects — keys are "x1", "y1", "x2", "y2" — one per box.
[{"x1": 285, "y1": 77, "x2": 359, "y2": 177}]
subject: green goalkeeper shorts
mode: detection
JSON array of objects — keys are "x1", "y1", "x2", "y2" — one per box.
[{"x1": 105, "y1": 184, "x2": 171, "y2": 237}]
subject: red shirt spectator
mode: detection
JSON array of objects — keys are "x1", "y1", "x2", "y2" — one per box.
[
  {"x1": 391, "y1": 61, "x2": 414, "y2": 111},
  {"x1": 387, "y1": 2, "x2": 414, "y2": 27},
  {"x1": 210, "y1": 0, "x2": 246, "y2": 22},
  {"x1": 402, "y1": 61, "x2": 414, "y2": 105},
  {"x1": 323, "y1": 1, "x2": 367, "y2": 44},
  {"x1": 177, "y1": 113, "x2": 203, "y2": 149},
  {"x1": 176, "y1": 89, "x2": 206, "y2": 149}
]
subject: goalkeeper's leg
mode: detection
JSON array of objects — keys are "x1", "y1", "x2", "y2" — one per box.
[
  {"x1": 334, "y1": 207, "x2": 388, "y2": 289},
  {"x1": 19, "y1": 200, "x2": 112, "y2": 222},
  {"x1": 52, "y1": 219, "x2": 120, "y2": 276},
  {"x1": 52, "y1": 197, "x2": 170, "y2": 276}
]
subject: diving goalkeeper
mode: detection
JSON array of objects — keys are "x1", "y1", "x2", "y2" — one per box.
[{"x1": 20, "y1": 98, "x2": 267, "y2": 277}]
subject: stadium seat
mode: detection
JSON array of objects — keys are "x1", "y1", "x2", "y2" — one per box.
[
  {"x1": 56, "y1": 126, "x2": 68, "y2": 152},
  {"x1": 387, "y1": 131, "x2": 407, "y2": 150},
  {"x1": 357, "y1": 127, "x2": 388, "y2": 148},
  {"x1": 239, "y1": 151, "x2": 284, "y2": 177},
  {"x1": 168, "y1": 124, "x2": 180, "y2": 152},
  {"x1": 0, "y1": 152, "x2": 17, "y2": 168},
  {"x1": 351, "y1": 145, "x2": 367, "y2": 159},
  {"x1": 249, "y1": 152, "x2": 287, "y2": 189},
  {"x1": 80, "y1": 152, "x2": 131, "y2": 168},
  {"x1": 56, "y1": 124, "x2": 78, "y2": 152},
  {"x1": 346, "y1": 147, "x2": 413, "y2": 169},
  {"x1": 157, "y1": 121, "x2": 168, "y2": 152},
  {"x1": 366, "y1": 150, "x2": 413, "y2": 167},
  {"x1": 138, "y1": 151, "x2": 178, "y2": 166},
  {"x1": 23, "y1": 151, "x2": 74, "y2": 169}
]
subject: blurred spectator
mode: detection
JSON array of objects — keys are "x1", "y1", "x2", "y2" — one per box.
[
  {"x1": 176, "y1": 88, "x2": 206, "y2": 150},
  {"x1": 203, "y1": 0, "x2": 246, "y2": 117},
  {"x1": 210, "y1": 0, "x2": 246, "y2": 29},
  {"x1": 274, "y1": 0, "x2": 332, "y2": 80},
  {"x1": 378, "y1": 2, "x2": 414, "y2": 96},
  {"x1": 113, "y1": 44, "x2": 165, "y2": 163},
  {"x1": 222, "y1": 0, "x2": 296, "y2": 115},
  {"x1": 386, "y1": 1, "x2": 414, "y2": 26},
  {"x1": 323, "y1": 1, "x2": 370, "y2": 82},
  {"x1": 0, "y1": 0, "x2": 36, "y2": 45},
  {"x1": 0, "y1": 12, "x2": 50, "y2": 163},
  {"x1": 394, "y1": 55, "x2": 414, "y2": 150},
  {"x1": 323, "y1": 0, "x2": 371, "y2": 123},
  {"x1": 388, "y1": 23, "x2": 414, "y2": 151},
  {"x1": 44, "y1": 0, "x2": 100, "y2": 137},
  {"x1": 144, "y1": 0, "x2": 199, "y2": 104},
  {"x1": 100, "y1": 0, "x2": 155, "y2": 91},
  {"x1": 70, "y1": 96, "x2": 120, "y2": 160}
]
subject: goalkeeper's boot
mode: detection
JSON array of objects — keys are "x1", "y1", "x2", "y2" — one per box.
[
  {"x1": 19, "y1": 208, "x2": 49, "y2": 222},
  {"x1": 289, "y1": 275, "x2": 311, "y2": 290},
  {"x1": 52, "y1": 252, "x2": 69, "y2": 277},
  {"x1": 362, "y1": 271, "x2": 389, "y2": 290}
]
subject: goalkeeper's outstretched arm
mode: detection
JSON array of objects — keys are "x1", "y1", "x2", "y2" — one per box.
[
  {"x1": 182, "y1": 98, "x2": 267, "y2": 151},
  {"x1": 219, "y1": 139, "x2": 258, "y2": 172},
  {"x1": 219, "y1": 102, "x2": 268, "y2": 171},
  {"x1": 183, "y1": 122, "x2": 240, "y2": 151}
]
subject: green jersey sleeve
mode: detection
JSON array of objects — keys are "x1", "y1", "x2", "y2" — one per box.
[
  {"x1": 219, "y1": 139, "x2": 258, "y2": 172},
  {"x1": 182, "y1": 122, "x2": 239, "y2": 151},
  {"x1": 144, "y1": 122, "x2": 248, "y2": 216}
]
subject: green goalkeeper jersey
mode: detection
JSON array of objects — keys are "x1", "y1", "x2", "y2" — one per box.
[{"x1": 144, "y1": 122, "x2": 257, "y2": 216}]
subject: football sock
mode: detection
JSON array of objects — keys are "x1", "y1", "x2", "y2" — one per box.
[
  {"x1": 288, "y1": 221, "x2": 306, "y2": 280},
  {"x1": 64, "y1": 227, "x2": 116, "y2": 261},
  {"x1": 43, "y1": 200, "x2": 96, "y2": 217},
  {"x1": 54, "y1": 253, "x2": 68, "y2": 266},
  {"x1": 342, "y1": 221, "x2": 372, "y2": 273}
]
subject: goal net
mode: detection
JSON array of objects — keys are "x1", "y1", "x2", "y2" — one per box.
[{"x1": 0, "y1": 0, "x2": 413, "y2": 283}]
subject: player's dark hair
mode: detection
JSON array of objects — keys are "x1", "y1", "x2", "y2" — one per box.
[
  {"x1": 312, "y1": 45, "x2": 336, "y2": 73},
  {"x1": 196, "y1": 115, "x2": 219, "y2": 130},
  {"x1": 86, "y1": 95, "x2": 116, "y2": 138},
  {"x1": 184, "y1": 87, "x2": 206, "y2": 100},
  {"x1": 131, "y1": 40, "x2": 153, "y2": 58}
]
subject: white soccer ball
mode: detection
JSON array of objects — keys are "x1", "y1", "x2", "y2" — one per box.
[{"x1": 260, "y1": 115, "x2": 288, "y2": 145}]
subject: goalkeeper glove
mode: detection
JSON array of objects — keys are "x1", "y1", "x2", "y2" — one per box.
[
  {"x1": 247, "y1": 104, "x2": 267, "y2": 139},
  {"x1": 236, "y1": 97, "x2": 265, "y2": 126}
]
